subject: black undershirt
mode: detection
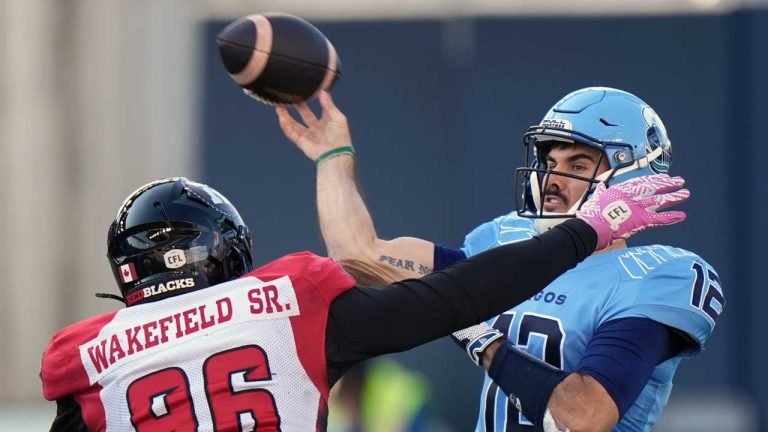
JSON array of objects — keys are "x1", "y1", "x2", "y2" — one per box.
[{"x1": 50, "y1": 397, "x2": 89, "y2": 432}]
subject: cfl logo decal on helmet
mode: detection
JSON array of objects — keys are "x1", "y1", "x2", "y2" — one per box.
[{"x1": 164, "y1": 249, "x2": 187, "y2": 269}]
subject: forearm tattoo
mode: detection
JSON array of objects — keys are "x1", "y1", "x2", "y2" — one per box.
[
  {"x1": 418, "y1": 264, "x2": 433, "y2": 275},
  {"x1": 378, "y1": 255, "x2": 433, "y2": 275}
]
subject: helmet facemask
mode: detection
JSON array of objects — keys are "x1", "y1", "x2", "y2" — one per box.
[{"x1": 515, "y1": 126, "x2": 649, "y2": 231}]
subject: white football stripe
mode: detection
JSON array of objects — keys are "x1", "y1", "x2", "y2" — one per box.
[
  {"x1": 317, "y1": 39, "x2": 339, "y2": 93},
  {"x1": 232, "y1": 14, "x2": 273, "y2": 86}
]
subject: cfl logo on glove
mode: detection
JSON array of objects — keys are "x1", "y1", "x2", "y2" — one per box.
[{"x1": 602, "y1": 201, "x2": 632, "y2": 230}]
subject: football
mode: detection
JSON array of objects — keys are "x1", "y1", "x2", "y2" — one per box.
[{"x1": 216, "y1": 13, "x2": 342, "y2": 105}]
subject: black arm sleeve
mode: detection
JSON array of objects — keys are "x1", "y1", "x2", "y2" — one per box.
[
  {"x1": 326, "y1": 218, "x2": 595, "y2": 384},
  {"x1": 50, "y1": 397, "x2": 89, "y2": 432}
]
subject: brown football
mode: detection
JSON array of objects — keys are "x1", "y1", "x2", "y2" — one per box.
[{"x1": 216, "y1": 13, "x2": 342, "y2": 105}]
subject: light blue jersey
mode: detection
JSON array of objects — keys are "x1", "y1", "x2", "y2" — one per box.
[{"x1": 462, "y1": 212, "x2": 724, "y2": 432}]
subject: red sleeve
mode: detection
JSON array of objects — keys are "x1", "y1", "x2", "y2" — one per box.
[
  {"x1": 247, "y1": 252, "x2": 356, "y2": 305},
  {"x1": 41, "y1": 311, "x2": 118, "y2": 401}
]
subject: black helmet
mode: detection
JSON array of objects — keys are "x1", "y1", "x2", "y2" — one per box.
[{"x1": 106, "y1": 178, "x2": 253, "y2": 306}]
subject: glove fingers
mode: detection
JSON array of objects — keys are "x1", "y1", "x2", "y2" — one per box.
[
  {"x1": 648, "y1": 210, "x2": 688, "y2": 227},
  {"x1": 646, "y1": 175, "x2": 686, "y2": 194},
  {"x1": 618, "y1": 210, "x2": 687, "y2": 241},
  {"x1": 616, "y1": 174, "x2": 685, "y2": 198},
  {"x1": 654, "y1": 189, "x2": 690, "y2": 210},
  {"x1": 638, "y1": 188, "x2": 690, "y2": 212}
]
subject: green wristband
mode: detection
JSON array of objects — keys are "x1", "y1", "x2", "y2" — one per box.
[{"x1": 314, "y1": 146, "x2": 356, "y2": 165}]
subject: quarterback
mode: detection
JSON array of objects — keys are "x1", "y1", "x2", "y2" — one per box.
[
  {"x1": 277, "y1": 87, "x2": 723, "y2": 431},
  {"x1": 40, "y1": 174, "x2": 685, "y2": 431}
]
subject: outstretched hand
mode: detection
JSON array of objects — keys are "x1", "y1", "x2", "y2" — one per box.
[
  {"x1": 275, "y1": 91, "x2": 353, "y2": 161},
  {"x1": 577, "y1": 174, "x2": 690, "y2": 250}
]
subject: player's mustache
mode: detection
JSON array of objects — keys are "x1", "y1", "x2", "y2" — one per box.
[{"x1": 544, "y1": 186, "x2": 567, "y2": 204}]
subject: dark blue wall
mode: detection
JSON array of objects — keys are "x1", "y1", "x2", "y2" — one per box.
[{"x1": 202, "y1": 10, "x2": 768, "y2": 430}]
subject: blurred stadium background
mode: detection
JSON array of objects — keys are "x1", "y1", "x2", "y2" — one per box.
[{"x1": 1, "y1": 0, "x2": 766, "y2": 430}]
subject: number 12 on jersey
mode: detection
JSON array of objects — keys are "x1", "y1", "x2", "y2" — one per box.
[{"x1": 689, "y1": 261, "x2": 724, "y2": 325}]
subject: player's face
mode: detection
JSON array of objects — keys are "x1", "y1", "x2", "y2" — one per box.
[{"x1": 541, "y1": 143, "x2": 610, "y2": 213}]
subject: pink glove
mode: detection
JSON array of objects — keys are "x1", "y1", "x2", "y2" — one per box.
[{"x1": 576, "y1": 174, "x2": 690, "y2": 250}]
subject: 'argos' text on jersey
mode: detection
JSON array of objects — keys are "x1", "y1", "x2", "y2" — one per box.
[{"x1": 530, "y1": 291, "x2": 567, "y2": 305}]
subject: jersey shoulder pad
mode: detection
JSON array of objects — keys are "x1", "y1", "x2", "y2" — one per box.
[
  {"x1": 41, "y1": 311, "x2": 119, "y2": 400},
  {"x1": 605, "y1": 245, "x2": 724, "y2": 352},
  {"x1": 462, "y1": 212, "x2": 537, "y2": 257},
  {"x1": 249, "y1": 252, "x2": 356, "y2": 304}
]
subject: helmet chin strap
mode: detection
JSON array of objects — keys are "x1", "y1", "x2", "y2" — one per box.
[{"x1": 528, "y1": 146, "x2": 663, "y2": 233}]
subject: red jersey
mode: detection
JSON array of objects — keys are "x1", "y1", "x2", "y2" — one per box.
[{"x1": 41, "y1": 252, "x2": 356, "y2": 432}]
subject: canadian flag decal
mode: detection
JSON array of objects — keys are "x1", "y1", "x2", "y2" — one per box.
[{"x1": 119, "y1": 263, "x2": 138, "y2": 284}]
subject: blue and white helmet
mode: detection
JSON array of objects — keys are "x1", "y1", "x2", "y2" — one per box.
[{"x1": 516, "y1": 87, "x2": 673, "y2": 228}]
